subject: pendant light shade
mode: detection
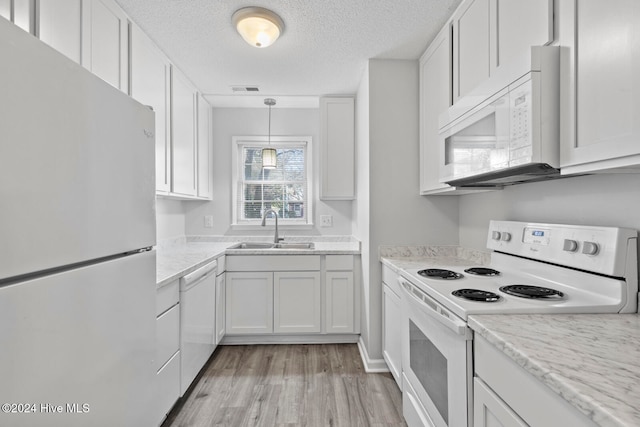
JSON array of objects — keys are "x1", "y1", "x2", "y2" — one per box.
[
  {"x1": 232, "y1": 7, "x2": 284, "y2": 48},
  {"x1": 262, "y1": 147, "x2": 277, "y2": 169},
  {"x1": 262, "y1": 98, "x2": 277, "y2": 169}
]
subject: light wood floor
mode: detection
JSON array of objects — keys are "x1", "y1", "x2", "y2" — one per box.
[{"x1": 163, "y1": 344, "x2": 406, "y2": 427}]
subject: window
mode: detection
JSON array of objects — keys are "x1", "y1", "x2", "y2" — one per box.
[{"x1": 232, "y1": 136, "x2": 312, "y2": 226}]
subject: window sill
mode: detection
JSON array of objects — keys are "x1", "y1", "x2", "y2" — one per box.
[{"x1": 230, "y1": 223, "x2": 314, "y2": 231}]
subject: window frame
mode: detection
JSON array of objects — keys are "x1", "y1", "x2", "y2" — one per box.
[{"x1": 231, "y1": 136, "x2": 313, "y2": 228}]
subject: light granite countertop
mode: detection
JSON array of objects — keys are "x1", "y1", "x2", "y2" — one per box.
[
  {"x1": 380, "y1": 245, "x2": 491, "y2": 274},
  {"x1": 469, "y1": 314, "x2": 640, "y2": 427},
  {"x1": 157, "y1": 236, "x2": 361, "y2": 288}
]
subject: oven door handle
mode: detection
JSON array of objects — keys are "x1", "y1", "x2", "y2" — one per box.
[{"x1": 398, "y1": 277, "x2": 469, "y2": 337}]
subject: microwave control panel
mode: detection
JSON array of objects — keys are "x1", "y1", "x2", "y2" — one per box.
[{"x1": 509, "y1": 81, "x2": 532, "y2": 153}]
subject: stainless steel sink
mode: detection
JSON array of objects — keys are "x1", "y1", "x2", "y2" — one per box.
[
  {"x1": 273, "y1": 242, "x2": 315, "y2": 249},
  {"x1": 229, "y1": 242, "x2": 275, "y2": 249},
  {"x1": 228, "y1": 242, "x2": 315, "y2": 250}
]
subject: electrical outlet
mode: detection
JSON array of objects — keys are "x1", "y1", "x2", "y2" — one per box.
[
  {"x1": 320, "y1": 215, "x2": 333, "y2": 227},
  {"x1": 204, "y1": 215, "x2": 214, "y2": 228}
]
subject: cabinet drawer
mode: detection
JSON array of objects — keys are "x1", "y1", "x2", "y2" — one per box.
[
  {"x1": 475, "y1": 335, "x2": 597, "y2": 426},
  {"x1": 217, "y1": 255, "x2": 226, "y2": 274},
  {"x1": 157, "y1": 280, "x2": 179, "y2": 316},
  {"x1": 326, "y1": 255, "x2": 353, "y2": 271},
  {"x1": 156, "y1": 351, "x2": 180, "y2": 426},
  {"x1": 226, "y1": 255, "x2": 321, "y2": 272},
  {"x1": 156, "y1": 305, "x2": 180, "y2": 371},
  {"x1": 382, "y1": 265, "x2": 401, "y2": 296}
]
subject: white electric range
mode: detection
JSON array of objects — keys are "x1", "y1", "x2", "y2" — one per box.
[{"x1": 399, "y1": 220, "x2": 638, "y2": 427}]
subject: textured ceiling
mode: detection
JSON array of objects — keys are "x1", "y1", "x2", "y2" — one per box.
[{"x1": 115, "y1": 0, "x2": 462, "y2": 106}]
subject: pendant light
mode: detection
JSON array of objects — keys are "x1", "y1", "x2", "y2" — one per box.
[
  {"x1": 232, "y1": 7, "x2": 284, "y2": 48},
  {"x1": 262, "y1": 98, "x2": 277, "y2": 169}
]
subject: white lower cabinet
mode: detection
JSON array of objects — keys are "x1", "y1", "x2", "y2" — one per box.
[
  {"x1": 226, "y1": 272, "x2": 274, "y2": 334},
  {"x1": 474, "y1": 335, "x2": 598, "y2": 427},
  {"x1": 274, "y1": 272, "x2": 322, "y2": 333},
  {"x1": 325, "y1": 255, "x2": 356, "y2": 334},
  {"x1": 474, "y1": 378, "x2": 526, "y2": 427},
  {"x1": 225, "y1": 254, "x2": 356, "y2": 338},
  {"x1": 155, "y1": 280, "x2": 180, "y2": 426},
  {"x1": 215, "y1": 270, "x2": 226, "y2": 344},
  {"x1": 382, "y1": 265, "x2": 402, "y2": 389}
]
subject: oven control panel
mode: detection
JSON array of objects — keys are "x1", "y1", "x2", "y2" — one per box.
[{"x1": 487, "y1": 220, "x2": 637, "y2": 277}]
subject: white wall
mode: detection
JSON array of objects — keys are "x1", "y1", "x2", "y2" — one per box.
[
  {"x1": 459, "y1": 173, "x2": 640, "y2": 249},
  {"x1": 156, "y1": 198, "x2": 186, "y2": 240},
  {"x1": 354, "y1": 63, "x2": 371, "y2": 352},
  {"x1": 184, "y1": 107, "x2": 353, "y2": 237},
  {"x1": 357, "y1": 59, "x2": 460, "y2": 362}
]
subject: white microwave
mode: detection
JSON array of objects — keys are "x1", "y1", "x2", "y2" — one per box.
[{"x1": 438, "y1": 46, "x2": 560, "y2": 187}]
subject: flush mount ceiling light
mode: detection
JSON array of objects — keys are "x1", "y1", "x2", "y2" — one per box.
[
  {"x1": 232, "y1": 7, "x2": 284, "y2": 48},
  {"x1": 262, "y1": 98, "x2": 277, "y2": 169}
]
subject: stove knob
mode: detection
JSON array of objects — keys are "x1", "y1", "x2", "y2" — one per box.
[
  {"x1": 501, "y1": 232, "x2": 512, "y2": 242},
  {"x1": 563, "y1": 239, "x2": 578, "y2": 252},
  {"x1": 582, "y1": 241, "x2": 599, "y2": 255},
  {"x1": 492, "y1": 231, "x2": 502, "y2": 241}
]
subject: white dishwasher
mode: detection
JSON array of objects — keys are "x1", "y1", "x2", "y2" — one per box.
[{"x1": 179, "y1": 260, "x2": 217, "y2": 395}]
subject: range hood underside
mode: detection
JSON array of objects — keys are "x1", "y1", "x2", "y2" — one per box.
[{"x1": 445, "y1": 163, "x2": 561, "y2": 188}]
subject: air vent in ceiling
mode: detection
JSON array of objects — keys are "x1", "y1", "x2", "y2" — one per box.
[{"x1": 231, "y1": 86, "x2": 260, "y2": 92}]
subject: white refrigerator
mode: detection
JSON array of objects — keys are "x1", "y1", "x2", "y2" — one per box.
[{"x1": 0, "y1": 18, "x2": 157, "y2": 427}]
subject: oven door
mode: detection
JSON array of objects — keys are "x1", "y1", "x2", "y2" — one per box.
[{"x1": 399, "y1": 277, "x2": 473, "y2": 427}]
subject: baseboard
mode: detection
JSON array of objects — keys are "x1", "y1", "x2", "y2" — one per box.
[
  {"x1": 357, "y1": 337, "x2": 390, "y2": 372},
  {"x1": 220, "y1": 334, "x2": 360, "y2": 345}
]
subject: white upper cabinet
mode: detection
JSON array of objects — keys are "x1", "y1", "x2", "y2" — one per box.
[
  {"x1": 171, "y1": 67, "x2": 197, "y2": 198},
  {"x1": 197, "y1": 94, "x2": 213, "y2": 200},
  {"x1": 319, "y1": 96, "x2": 355, "y2": 200},
  {"x1": 130, "y1": 24, "x2": 171, "y2": 194},
  {"x1": 495, "y1": 0, "x2": 553, "y2": 70},
  {"x1": 559, "y1": 0, "x2": 640, "y2": 174},
  {"x1": 82, "y1": 0, "x2": 129, "y2": 92},
  {"x1": 453, "y1": 0, "x2": 491, "y2": 101},
  {"x1": 453, "y1": 0, "x2": 553, "y2": 102},
  {"x1": 420, "y1": 25, "x2": 457, "y2": 195},
  {"x1": 0, "y1": 1, "x2": 9, "y2": 20},
  {"x1": 37, "y1": 0, "x2": 82, "y2": 64},
  {"x1": 1, "y1": 0, "x2": 35, "y2": 34}
]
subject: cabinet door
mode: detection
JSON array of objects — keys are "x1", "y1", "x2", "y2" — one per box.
[
  {"x1": 420, "y1": 26, "x2": 454, "y2": 194},
  {"x1": 0, "y1": 1, "x2": 9, "y2": 20},
  {"x1": 225, "y1": 272, "x2": 273, "y2": 334},
  {"x1": 215, "y1": 273, "x2": 225, "y2": 344},
  {"x1": 453, "y1": 0, "x2": 491, "y2": 100},
  {"x1": 382, "y1": 284, "x2": 402, "y2": 388},
  {"x1": 171, "y1": 67, "x2": 197, "y2": 197},
  {"x1": 12, "y1": 0, "x2": 34, "y2": 33},
  {"x1": 274, "y1": 272, "x2": 321, "y2": 333},
  {"x1": 130, "y1": 24, "x2": 171, "y2": 193},
  {"x1": 560, "y1": 0, "x2": 640, "y2": 173},
  {"x1": 319, "y1": 97, "x2": 355, "y2": 200},
  {"x1": 156, "y1": 304, "x2": 179, "y2": 371},
  {"x1": 474, "y1": 378, "x2": 527, "y2": 427},
  {"x1": 325, "y1": 271, "x2": 354, "y2": 333},
  {"x1": 37, "y1": 0, "x2": 82, "y2": 63},
  {"x1": 82, "y1": 0, "x2": 129, "y2": 91},
  {"x1": 495, "y1": 0, "x2": 552, "y2": 70},
  {"x1": 197, "y1": 94, "x2": 213, "y2": 199}
]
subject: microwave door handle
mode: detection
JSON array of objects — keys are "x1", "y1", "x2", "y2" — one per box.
[{"x1": 398, "y1": 278, "x2": 468, "y2": 336}]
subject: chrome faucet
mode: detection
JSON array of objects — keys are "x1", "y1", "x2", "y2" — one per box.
[{"x1": 261, "y1": 209, "x2": 284, "y2": 244}]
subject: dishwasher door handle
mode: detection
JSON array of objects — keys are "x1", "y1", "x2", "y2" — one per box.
[{"x1": 181, "y1": 261, "x2": 217, "y2": 291}]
